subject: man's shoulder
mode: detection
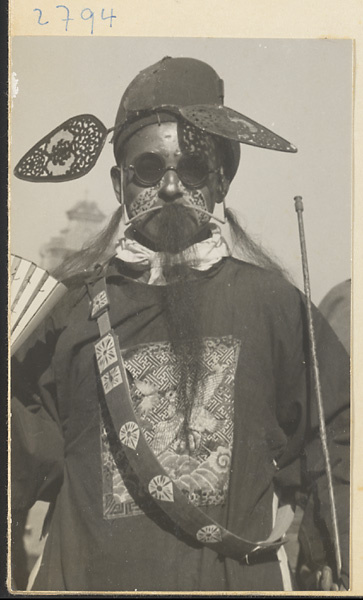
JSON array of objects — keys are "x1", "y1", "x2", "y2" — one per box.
[
  {"x1": 60, "y1": 258, "x2": 115, "y2": 304},
  {"x1": 220, "y1": 257, "x2": 306, "y2": 322},
  {"x1": 48, "y1": 262, "x2": 108, "y2": 327},
  {"x1": 56, "y1": 272, "x2": 91, "y2": 312},
  {"x1": 13, "y1": 261, "x2": 114, "y2": 359},
  {"x1": 224, "y1": 256, "x2": 299, "y2": 296}
]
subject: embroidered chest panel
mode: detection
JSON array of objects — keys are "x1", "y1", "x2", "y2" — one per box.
[{"x1": 101, "y1": 335, "x2": 241, "y2": 519}]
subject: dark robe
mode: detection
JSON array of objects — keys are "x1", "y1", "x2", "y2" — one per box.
[{"x1": 11, "y1": 257, "x2": 350, "y2": 591}]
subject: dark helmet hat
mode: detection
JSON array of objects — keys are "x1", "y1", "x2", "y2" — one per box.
[
  {"x1": 14, "y1": 56, "x2": 297, "y2": 183},
  {"x1": 112, "y1": 57, "x2": 241, "y2": 181}
]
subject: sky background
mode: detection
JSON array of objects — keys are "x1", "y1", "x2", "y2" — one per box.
[{"x1": 10, "y1": 37, "x2": 352, "y2": 304}]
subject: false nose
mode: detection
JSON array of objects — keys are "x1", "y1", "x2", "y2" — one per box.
[{"x1": 158, "y1": 170, "x2": 183, "y2": 202}]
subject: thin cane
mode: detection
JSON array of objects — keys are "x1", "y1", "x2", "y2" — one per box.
[{"x1": 294, "y1": 195, "x2": 342, "y2": 580}]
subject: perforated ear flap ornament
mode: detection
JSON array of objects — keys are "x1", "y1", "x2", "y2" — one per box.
[
  {"x1": 180, "y1": 105, "x2": 297, "y2": 153},
  {"x1": 14, "y1": 115, "x2": 109, "y2": 182},
  {"x1": 14, "y1": 105, "x2": 297, "y2": 184}
]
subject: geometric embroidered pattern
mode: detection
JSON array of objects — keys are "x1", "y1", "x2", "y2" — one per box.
[
  {"x1": 196, "y1": 524, "x2": 222, "y2": 543},
  {"x1": 101, "y1": 365, "x2": 123, "y2": 395},
  {"x1": 119, "y1": 421, "x2": 140, "y2": 450},
  {"x1": 91, "y1": 290, "x2": 109, "y2": 318},
  {"x1": 95, "y1": 333, "x2": 118, "y2": 373},
  {"x1": 148, "y1": 475, "x2": 174, "y2": 502},
  {"x1": 100, "y1": 336, "x2": 241, "y2": 519}
]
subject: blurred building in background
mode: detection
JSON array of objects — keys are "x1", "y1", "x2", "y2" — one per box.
[{"x1": 39, "y1": 194, "x2": 107, "y2": 272}]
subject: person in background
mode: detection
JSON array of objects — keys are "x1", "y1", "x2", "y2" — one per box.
[{"x1": 319, "y1": 279, "x2": 351, "y2": 354}]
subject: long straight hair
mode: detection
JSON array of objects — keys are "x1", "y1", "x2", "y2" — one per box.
[
  {"x1": 225, "y1": 207, "x2": 292, "y2": 281},
  {"x1": 52, "y1": 206, "x2": 123, "y2": 281},
  {"x1": 52, "y1": 204, "x2": 290, "y2": 283}
]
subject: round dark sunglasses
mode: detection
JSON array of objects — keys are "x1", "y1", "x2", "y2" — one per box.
[{"x1": 124, "y1": 152, "x2": 219, "y2": 188}]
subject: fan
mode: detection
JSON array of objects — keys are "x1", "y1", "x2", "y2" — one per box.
[{"x1": 10, "y1": 255, "x2": 67, "y2": 355}]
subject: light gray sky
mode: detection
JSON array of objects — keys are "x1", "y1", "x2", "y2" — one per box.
[{"x1": 10, "y1": 37, "x2": 352, "y2": 304}]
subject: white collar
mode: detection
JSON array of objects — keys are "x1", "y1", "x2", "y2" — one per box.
[{"x1": 115, "y1": 226, "x2": 230, "y2": 285}]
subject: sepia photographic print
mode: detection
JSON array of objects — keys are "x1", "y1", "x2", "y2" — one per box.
[{"x1": 9, "y1": 35, "x2": 352, "y2": 594}]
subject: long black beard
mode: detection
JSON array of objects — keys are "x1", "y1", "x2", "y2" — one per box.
[{"x1": 156, "y1": 205, "x2": 204, "y2": 429}]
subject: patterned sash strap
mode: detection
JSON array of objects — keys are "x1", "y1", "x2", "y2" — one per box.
[{"x1": 90, "y1": 277, "x2": 294, "y2": 563}]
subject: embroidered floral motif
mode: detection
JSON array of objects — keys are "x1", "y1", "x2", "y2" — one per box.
[
  {"x1": 196, "y1": 524, "x2": 222, "y2": 543},
  {"x1": 119, "y1": 421, "x2": 140, "y2": 450},
  {"x1": 91, "y1": 290, "x2": 108, "y2": 318},
  {"x1": 15, "y1": 116, "x2": 107, "y2": 181},
  {"x1": 46, "y1": 130, "x2": 75, "y2": 175},
  {"x1": 46, "y1": 130, "x2": 73, "y2": 163},
  {"x1": 95, "y1": 333, "x2": 117, "y2": 373},
  {"x1": 101, "y1": 366, "x2": 122, "y2": 394},
  {"x1": 101, "y1": 336, "x2": 241, "y2": 519},
  {"x1": 148, "y1": 475, "x2": 174, "y2": 502}
]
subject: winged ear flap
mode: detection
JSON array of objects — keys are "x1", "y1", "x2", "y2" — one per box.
[
  {"x1": 14, "y1": 115, "x2": 109, "y2": 182},
  {"x1": 180, "y1": 105, "x2": 297, "y2": 153}
]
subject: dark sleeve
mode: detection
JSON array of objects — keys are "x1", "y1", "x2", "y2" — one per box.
[
  {"x1": 299, "y1": 303, "x2": 350, "y2": 588},
  {"x1": 11, "y1": 268, "x2": 99, "y2": 511},
  {"x1": 269, "y1": 282, "x2": 349, "y2": 588},
  {"x1": 11, "y1": 299, "x2": 71, "y2": 511}
]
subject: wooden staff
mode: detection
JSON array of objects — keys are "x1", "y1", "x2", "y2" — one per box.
[{"x1": 294, "y1": 195, "x2": 342, "y2": 580}]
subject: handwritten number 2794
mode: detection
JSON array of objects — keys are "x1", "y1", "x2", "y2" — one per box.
[{"x1": 33, "y1": 7, "x2": 117, "y2": 33}]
